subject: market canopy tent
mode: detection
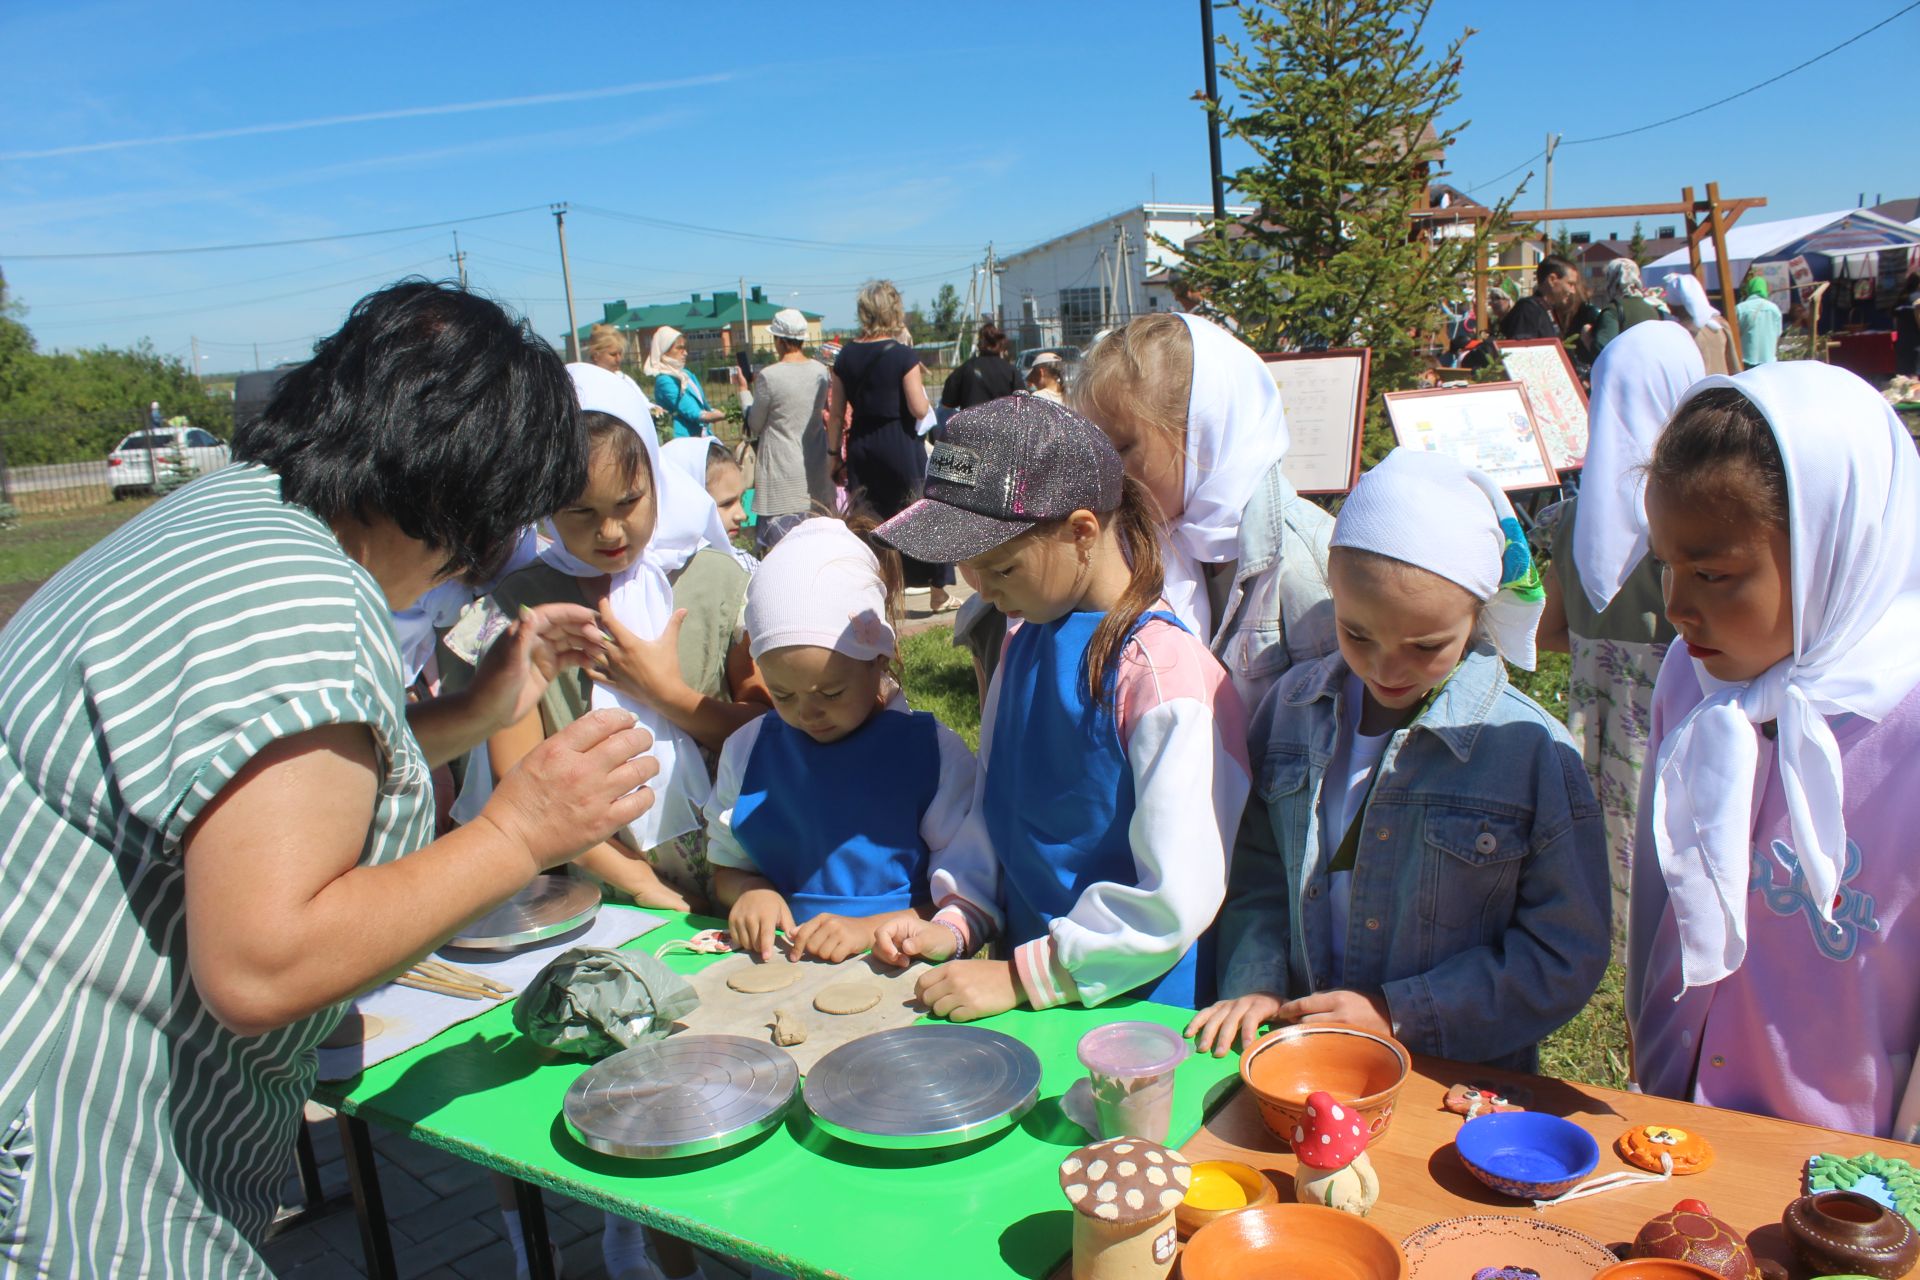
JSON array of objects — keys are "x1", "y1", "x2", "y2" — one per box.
[{"x1": 1644, "y1": 208, "x2": 1920, "y2": 293}]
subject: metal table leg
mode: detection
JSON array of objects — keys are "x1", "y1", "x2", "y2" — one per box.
[
  {"x1": 513, "y1": 1177, "x2": 558, "y2": 1280},
  {"x1": 338, "y1": 1113, "x2": 399, "y2": 1280}
]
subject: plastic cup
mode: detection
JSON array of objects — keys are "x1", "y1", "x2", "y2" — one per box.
[{"x1": 1076, "y1": 1022, "x2": 1191, "y2": 1143}]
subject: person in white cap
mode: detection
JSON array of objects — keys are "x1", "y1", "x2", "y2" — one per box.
[
  {"x1": 1192, "y1": 447, "x2": 1609, "y2": 1071},
  {"x1": 745, "y1": 306, "x2": 834, "y2": 553}
]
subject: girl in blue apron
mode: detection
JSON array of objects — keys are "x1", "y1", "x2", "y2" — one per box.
[
  {"x1": 872, "y1": 397, "x2": 1250, "y2": 1017},
  {"x1": 703, "y1": 517, "x2": 977, "y2": 964}
]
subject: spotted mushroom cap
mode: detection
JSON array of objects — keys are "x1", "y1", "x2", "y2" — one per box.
[
  {"x1": 1293, "y1": 1090, "x2": 1369, "y2": 1170},
  {"x1": 1058, "y1": 1137, "x2": 1192, "y2": 1224}
]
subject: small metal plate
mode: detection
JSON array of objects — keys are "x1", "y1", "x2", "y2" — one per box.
[
  {"x1": 449, "y1": 875, "x2": 600, "y2": 950},
  {"x1": 564, "y1": 1035, "x2": 799, "y2": 1160},
  {"x1": 803, "y1": 1025, "x2": 1041, "y2": 1149}
]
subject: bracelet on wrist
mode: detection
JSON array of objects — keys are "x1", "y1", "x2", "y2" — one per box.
[{"x1": 933, "y1": 917, "x2": 968, "y2": 961}]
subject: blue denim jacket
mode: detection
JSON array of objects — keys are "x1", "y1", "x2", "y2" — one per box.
[
  {"x1": 1208, "y1": 459, "x2": 1338, "y2": 713},
  {"x1": 1216, "y1": 646, "x2": 1610, "y2": 1070}
]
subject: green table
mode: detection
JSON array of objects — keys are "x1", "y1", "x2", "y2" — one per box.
[{"x1": 313, "y1": 907, "x2": 1241, "y2": 1279}]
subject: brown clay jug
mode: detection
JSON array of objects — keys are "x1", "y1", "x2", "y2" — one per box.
[{"x1": 1781, "y1": 1191, "x2": 1920, "y2": 1280}]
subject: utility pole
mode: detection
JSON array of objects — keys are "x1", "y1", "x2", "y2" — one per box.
[
  {"x1": 739, "y1": 274, "x2": 750, "y2": 356},
  {"x1": 552, "y1": 203, "x2": 580, "y2": 361},
  {"x1": 190, "y1": 335, "x2": 202, "y2": 389},
  {"x1": 985, "y1": 242, "x2": 997, "y2": 319},
  {"x1": 1199, "y1": 0, "x2": 1227, "y2": 223},
  {"x1": 252, "y1": 342, "x2": 260, "y2": 371},
  {"x1": 1543, "y1": 132, "x2": 1562, "y2": 250},
  {"x1": 450, "y1": 231, "x2": 468, "y2": 289}
]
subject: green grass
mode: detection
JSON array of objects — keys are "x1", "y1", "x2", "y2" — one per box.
[
  {"x1": 0, "y1": 499, "x2": 154, "y2": 587},
  {"x1": 899, "y1": 628, "x2": 981, "y2": 750}
]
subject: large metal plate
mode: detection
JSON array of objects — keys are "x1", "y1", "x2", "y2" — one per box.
[
  {"x1": 802, "y1": 1025, "x2": 1041, "y2": 1149},
  {"x1": 449, "y1": 875, "x2": 600, "y2": 950},
  {"x1": 564, "y1": 1035, "x2": 799, "y2": 1160}
]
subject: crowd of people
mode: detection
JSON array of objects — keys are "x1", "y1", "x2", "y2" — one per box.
[{"x1": 0, "y1": 272, "x2": 1916, "y2": 1280}]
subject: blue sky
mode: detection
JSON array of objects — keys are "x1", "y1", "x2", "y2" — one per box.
[{"x1": 4, "y1": 0, "x2": 1916, "y2": 372}]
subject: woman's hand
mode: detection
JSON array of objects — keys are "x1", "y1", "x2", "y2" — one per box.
[
  {"x1": 467, "y1": 603, "x2": 606, "y2": 736},
  {"x1": 590, "y1": 601, "x2": 688, "y2": 710},
  {"x1": 1278, "y1": 989, "x2": 1393, "y2": 1037},
  {"x1": 479, "y1": 708, "x2": 657, "y2": 873},
  {"x1": 729, "y1": 888, "x2": 795, "y2": 962},
  {"x1": 872, "y1": 918, "x2": 957, "y2": 967},
  {"x1": 915, "y1": 959, "x2": 1022, "y2": 1023},
  {"x1": 1186, "y1": 993, "x2": 1285, "y2": 1057}
]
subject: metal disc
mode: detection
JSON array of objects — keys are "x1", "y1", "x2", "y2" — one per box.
[
  {"x1": 564, "y1": 1035, "x2": 799, "y2": 1160},
  {"x1": 803, "y1": 1025, "x2": 1041, "y2": 1149},
  {"x1": 449, "y1": 875, "x2": 600, "y2": 950}
]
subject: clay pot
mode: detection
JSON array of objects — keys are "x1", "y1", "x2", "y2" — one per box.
[
  {"x1": 1632, "y1": 1199, "x2": 1759, "y2": 1280},
  {"x1": 1238, "y1": 1024, "x2": 1411, "y2": 1148},
  {"x1": 1782, "y1": 1191, "x2": 1920, "y2": 1280},
  {"x1": 1174, "y1": 1160, "x2": 1279, "y2": 1239},
  {"x1": 1181, "y1": 1203, "x2": 1407, "y2": 1280},
  {"x1": 1594, "y1": 1262, "x2": 1726, "y2": 1279}
]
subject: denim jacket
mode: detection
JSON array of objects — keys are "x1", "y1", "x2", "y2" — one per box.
[
  {"x1": 1208, "y1": 459, "x2": 1338, "y2": 713},
  {"x1": 1216, "y1": 646, "x2": 1610, "y2": 1070}
]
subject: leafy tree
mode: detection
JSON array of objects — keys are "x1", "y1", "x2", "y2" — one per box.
[
  {"x1": 929, "y1": 283, "x2": 962, "y2": 342},
  {"x1": 1177, "y1": 0, "x2": 1511, "y2": 403},
  {"x1": 0, "y1": 270, "x2": 36, "y2": 409}
]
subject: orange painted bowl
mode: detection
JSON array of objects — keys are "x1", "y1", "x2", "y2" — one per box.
[
  {"x1": 1238, "y1": 1024, "x2": 1411, "y2": 1148},
  {"x1": 1174, "y1": 1159, "x2": 1280, "y2": 1239},
  {"x1": 1593, "y1": 1262, "x2": 1725, "y2": 1279},
  {"x1": 1183, "y1": 1203, "x2": 1409, "y2": 1280}
]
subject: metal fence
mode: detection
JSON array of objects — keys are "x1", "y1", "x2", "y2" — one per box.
[{"x1": 0, "y1": 406, "x2": 236, "y2": 518}]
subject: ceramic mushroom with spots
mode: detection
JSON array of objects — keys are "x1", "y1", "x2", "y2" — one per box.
[
  {"x1": 1060, "y1": 1137, "x2": 1191, "y2": 1280},
  {"x1": 1292, "y1": 1090, "x2": 1380, "y2": 1217}
]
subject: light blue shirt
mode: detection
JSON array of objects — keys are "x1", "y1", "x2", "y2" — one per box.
[{"x1": 1737, "y1": 295, "x2": 1783, "y2": 367}]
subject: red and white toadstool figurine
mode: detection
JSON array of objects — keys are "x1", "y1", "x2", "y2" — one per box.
[{"x1": 1292, "y1": 1090, "x2": 1380, "y2": 1217}]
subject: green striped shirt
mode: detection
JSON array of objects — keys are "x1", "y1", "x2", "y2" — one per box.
[{"x1": 0, "y1": 464, "x2": 433, "y2": 1277}]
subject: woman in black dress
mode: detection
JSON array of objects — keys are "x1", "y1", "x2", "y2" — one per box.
[
  {"x1": 826, "y1": 279, "x2": 955, "y2": 609},
  {"x1": 941, "y1": 320, "x2": 1020, "y2": 411}
]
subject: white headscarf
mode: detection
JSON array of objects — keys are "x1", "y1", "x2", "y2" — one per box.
[
  {"x1": 543, "y1": 363, "x2": 727, "y2": 849},
  {"x1": 1163, "y1": 312, "x2": 1292, "y2": 637},
  {"x1": 1573, "y1": 321, "x2": 1705, "y2": 613},
  {"x1": 660, "y1": 436, "x2": 723, "y2": 493},
  {"x1": 744, "y1": 518, "x2": 894, "y2": 662},
  {"x1": 643, "y1": 326, "x2": 698, "y2": 395},
  {"x1": 1651, "y1": 361, "x2": 1920, "y2": 991},
  {"x1": 1602, "y1": 259, "x2": 1648, "y2": 308},
  {"x1": 1331, "y1": 448, "x2": 1547, "y2": 670},
  {"x1": 1668, "y1": 273, "x2": 1726, "y2": 332}
]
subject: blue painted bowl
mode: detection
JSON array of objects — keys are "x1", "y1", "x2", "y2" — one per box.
[{"x1": 1455, "y1": 1112, "x2": 1599, "y2": 1201}]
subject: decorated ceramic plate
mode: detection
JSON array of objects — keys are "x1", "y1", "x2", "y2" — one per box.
[{"x1": 1402, "y1": 1214, "x2": 1619, "y2": 1279}]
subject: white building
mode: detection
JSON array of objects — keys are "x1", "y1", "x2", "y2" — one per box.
[{"x1": 997, "y1": 202, "x2": 1252, "y2": 350}]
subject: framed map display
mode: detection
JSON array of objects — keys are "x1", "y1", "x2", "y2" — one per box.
[
  {"x1": 1494, "y1": 338, "x2": 1588, "y2": 473},
  {"x1": 1260, "y1": 347, "x2": 1370, "y2": 494},
  {"x1": 1381, "y1": 381, "x2": 1558, "y2": 492}
]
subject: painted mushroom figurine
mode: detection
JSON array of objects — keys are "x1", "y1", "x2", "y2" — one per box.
[
  {"x1": 1060, "y1": 1137, "x2": 1191, "y2": 1280},
  {"x1": 1292, "y1": 1090, "x2": 1380, "y2": 1217},
  {"x1": 1633, "y1": 1199, "x2": 1761, "y2": 1280}
]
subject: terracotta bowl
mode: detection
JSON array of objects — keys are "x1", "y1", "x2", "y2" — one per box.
[
  {"x1": 1183, "y1": 1203, "x2": 1408, "y2": 1280},
  {"x1": 1239, "y1": 1024, "x2": 1411, "y2": 1148},
  {"x1": 1174, "y1": 1159, "x2": 1280, "y2": 1239},
  {"x1": 1593, "y1": 1262, "x2": 1725, "y2": 1279}
]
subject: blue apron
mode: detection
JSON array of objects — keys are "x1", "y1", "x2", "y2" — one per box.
[
  {"x1": 733, "y1": 709, "x2": 939, "y2": 923},
  {"x1": 984, "y1": 609, "x2": 1202, "y2": 1007}
]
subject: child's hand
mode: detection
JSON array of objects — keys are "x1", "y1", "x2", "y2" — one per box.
[
  {"x1": 872, "y1": 918, "x2": 956, "y2": 967},
  {"x1": 786, "y1": 913, "x2": 876, "y2": 964},
  {"x1": 915, "y1": 959, "x2": 1021, "y2": 1023},
  {"x1": 1186, "y1": 994, "x2": 1285, "y2": 1057},
  {"x1": 1278, "y1": 989, "x2": 1393, "y2": 1037},
  {"x1": 590, "y1": 600, "x2": 689, "y2": 709},
  {"x1": 728, "y1": 888, "x2": 794, "y2": 962}
]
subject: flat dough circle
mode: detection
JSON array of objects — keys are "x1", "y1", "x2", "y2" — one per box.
[
  {"x1": 321, "y1": 1012, "x2": 385, "y2": 1049},
  {"x1": 814, "y1": 983, "x2": 883, "y2": 1015},
  {"x1": 727, "y1": 964, "x2": 801, "y2": 994}
]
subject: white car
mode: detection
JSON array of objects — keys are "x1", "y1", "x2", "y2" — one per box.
[{"x1": 108, "y1": 427, "x2": 231, "y2": 499}]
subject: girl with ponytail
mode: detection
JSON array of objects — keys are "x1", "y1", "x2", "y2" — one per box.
[{"x1": 871, "y1": 397, "x2": 1250, "y2": 1018}]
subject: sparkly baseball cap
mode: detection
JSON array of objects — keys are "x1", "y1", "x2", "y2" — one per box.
[{"x1": 874, "y1": 394, "x2": 1125, "y2": 564}]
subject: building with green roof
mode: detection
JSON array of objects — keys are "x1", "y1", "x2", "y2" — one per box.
[{"x1": 577, "y1": 286, "x2": 824, "y2": 368}]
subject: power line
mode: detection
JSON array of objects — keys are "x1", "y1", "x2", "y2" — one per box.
[
  {"x1": 2, "y1": 205, "x2": 552, "y2": 262},
  {"x1": 26, "y1": 259, "x2": 448, "y2": 330},
  {"x1": 571, "y1": 204, "x2": 976, "y2": 256},
  {"x1": 19, "y1": 235, "x2": 449, "y2": 309},
  {"x1": 1464, "y1": 150, "x2": 1544, "y2": 195}
]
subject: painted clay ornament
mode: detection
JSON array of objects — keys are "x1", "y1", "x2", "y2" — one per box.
[
  {"x1": 1471, "y1": 1270, "x2": 1540, "y2": 1280},
  {"x1": 1617, "y1": 1124, "x2": 1715, "y2": 1175},
  {"x1": 1291, "y1": 1090, "x2": 1379, "y2": 1217},
  {"x1": 1782, "y1": 1190, "x2": 1920, "y2": 1280},
  {"x1": 1632, "y1": 1199, "x2": 1760, "y2": 1280},
  {"x1": 1445, "y1": 1082, "x2": 1528, "y2": 1119},
  {"x1": 1060, "y1": 1137, "x2": 1190, "y2": 1280},
  {"x1": 1808, "y1": 1153, "x2": 1920, "y2": 1228}
]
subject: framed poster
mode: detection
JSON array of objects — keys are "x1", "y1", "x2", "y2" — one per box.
[
  {"x1": 1260, "y1": 347, "x2": 1370, "y2": 494},
  {"x1": 1382, "y1": 381, "x2": 1558, "y2": 492},
  {"x1": 1494, "y1": 338, "x2": 1588, "y2": 473}
]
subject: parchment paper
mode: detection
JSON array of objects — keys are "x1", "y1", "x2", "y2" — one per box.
[{"x1": 675, "y1": 952, "x2": 931, "y2": 1073}]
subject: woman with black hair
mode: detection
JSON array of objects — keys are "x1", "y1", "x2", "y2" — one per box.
[
  {"x1": 940, "y1": 320, "x2": 1020, "y2": 410},
  {"x1": 0, "y1": 280, "x2": 658, "y2": 1275}
]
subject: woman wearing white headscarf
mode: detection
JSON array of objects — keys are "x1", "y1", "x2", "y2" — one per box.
[
  {"x1": 1535, "y1": 321, "x2": 1703, "y2": 950},
  {"x1": 1593, "y1": 259, "x2": 1662, "y2": 353},
  {"x1": 646, "y1": 325, "x2": 725, "y2": 438},
  {"x1": 1664, "y1": 271, "x2": 1738, "y2": 376},
  {"x1": 1076, "y1": 311, "x2": 1336, "y2": 711},
  {"x1": 1627, "y1": 361, "x2": 1920, "y2": 1138}
]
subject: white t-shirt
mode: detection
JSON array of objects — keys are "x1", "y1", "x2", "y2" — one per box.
[{"x1": 1322, "y1": 674, "x2": 1393, "y2": 984}]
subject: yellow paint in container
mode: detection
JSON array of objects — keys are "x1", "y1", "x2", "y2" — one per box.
[{"x1": 1184, "y1": 1162, "x2": 1254, "y2": 1212}]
